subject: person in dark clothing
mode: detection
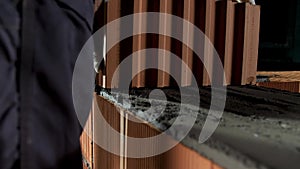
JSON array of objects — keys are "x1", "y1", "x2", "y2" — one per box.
[{"x1": 0, "y1": 0, "x2": 94, "y2": 169}]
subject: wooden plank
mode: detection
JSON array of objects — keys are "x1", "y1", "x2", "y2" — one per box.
[{"x1": 232, "y1": 3, "x2": 261, "y2": 85}]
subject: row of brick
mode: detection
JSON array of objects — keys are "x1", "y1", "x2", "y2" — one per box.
[
  {"x1": 85, "y1": 94, "x2": 223, "y2": 169},
  {"x1": 257, "y1": 81, "x2": 300, "y2": 93},
  {"x1": 255, "y1": 72, "x2": 300, "y2": 93},
  {"x1": 95, "y1": 0, "x2": 260, "y2": 88}
]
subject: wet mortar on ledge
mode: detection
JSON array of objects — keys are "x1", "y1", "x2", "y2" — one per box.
[{"x1": 97, "y1": 86, "x2": 300, "y2": 169}]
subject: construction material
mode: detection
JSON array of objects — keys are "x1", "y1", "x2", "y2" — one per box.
[
  {"x1": 94, "y1": 0, "x2": 261, "y2": 88},
  {"x1": 157, "y1": 0, "x2": 173, "y2": 87},
  {"x1": 105, "y1": 0, "x2": 121, "y2": 88},
  {"x1": 197, "y1": 0, "x2": 216, "y2": 86},
  {"x1": 214, "y1": 0, "x2": 235, "y2": 85},
  {"x1": 80, "y1": 111, "x2": 93, "y2": 169},
  {"x1": 92, "y1": 94, "x2": 225, "y2": 169},
  {"x1": 257, "y1": 71, "x2": 300, "y2": 93},
  {"x1": 258, "y1": 81, "x2": 300, "y2": 93},
  {"x1": 181, "y1": 0, "x2": 195, "y2": 86},
  {"x1": 231, "y1": 3, "x2": 260, "y2": 85},
  {"x1": 82, "y1": 85, "x2": 300, "y2": 169},
  {"x1": 131, "y1": 0, "x2": 148, "y2": 88}
]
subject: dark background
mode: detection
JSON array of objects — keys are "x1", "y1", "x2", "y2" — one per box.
[{"x1": 256, "y1": 0, "x2": 300, "y2": 71}]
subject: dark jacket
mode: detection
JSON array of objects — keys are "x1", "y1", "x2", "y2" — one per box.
[{"x1": 0, "y1": 0, "x2": 94, "y2": 169}]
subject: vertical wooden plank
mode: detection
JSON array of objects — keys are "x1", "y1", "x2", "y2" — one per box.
[
  {"x1": 214, "y1": 0, "x2": 235, "y2": 85},
  {"x1": 232, "y1": 3, "x2": 260, "y2": 85},
  {"x1": 132, "y1": 0, "x2": 148, "y2": 88},
  {"x1": 181, "y1": 0, "x2": 195, "y2": 86},
  {"x1": 157, "y1": 0, "x2": 173, "y2": 87}
]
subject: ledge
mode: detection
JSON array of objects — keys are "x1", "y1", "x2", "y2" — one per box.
[{"x1": 92, "y1": 86, "x2": 300, "y2": 169}]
